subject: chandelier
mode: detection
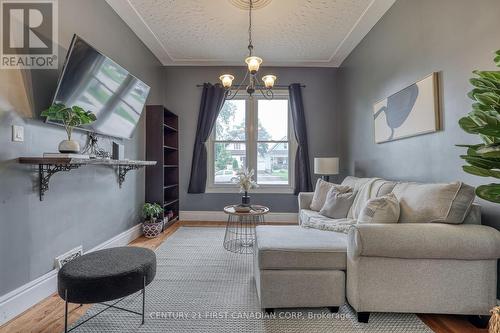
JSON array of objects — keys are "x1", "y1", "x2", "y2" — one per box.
[{"x1": 219, "y1": 0, "x2": 277, "y2": 100}]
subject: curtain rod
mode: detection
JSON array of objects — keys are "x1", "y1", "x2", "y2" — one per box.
[{"x1": 195, "y1": 84, "x2": 306, "y2": 88}]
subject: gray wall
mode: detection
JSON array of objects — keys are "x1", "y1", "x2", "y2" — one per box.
[
  {"x1": 338, "y1": 0, "x2": 500, "y2": 230},
  {"x1": 0, "y1": 0, "x2": 163, "y2": 295},
  {"x1": 163, "y1": 67, "x2": 339, "y2": 212}
]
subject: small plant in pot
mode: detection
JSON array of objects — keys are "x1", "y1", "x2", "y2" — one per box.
[
  {"x1": 142, "y1": 203, "x2": 164, "y2": 238},
  {"x1": 41, "y1": 103, "x2": 97, "y2": 153}
]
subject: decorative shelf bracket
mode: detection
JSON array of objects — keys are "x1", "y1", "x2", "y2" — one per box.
[
  {"x1": 20, "y1": 157, "x2": 156, "y2": 201},
  {"x1": 39, "y1": 164, "x2": 81, "y2": 201},
  {"x1": 117, "y1": 165, "x2": 142, "y2": 188}
]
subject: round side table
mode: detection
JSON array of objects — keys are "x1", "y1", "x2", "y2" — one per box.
[{"x1": 223, "y1": 205, "x2": 269, "y2": 254}]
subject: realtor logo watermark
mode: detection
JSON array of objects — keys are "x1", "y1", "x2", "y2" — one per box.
[{"x1": 1, "y1": 0, "x2": 58, "y2": 69}]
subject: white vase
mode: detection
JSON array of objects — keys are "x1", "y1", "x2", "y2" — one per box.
[{"x1": 58, "y1": 139, "x2": 80, "y2": 153}]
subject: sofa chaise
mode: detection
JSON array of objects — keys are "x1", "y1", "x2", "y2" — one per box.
[{"x1": 253, "y1": 176, "x2": 500, "y2": 324}]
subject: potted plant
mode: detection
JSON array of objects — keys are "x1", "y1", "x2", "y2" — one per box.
[
  {"x1": 41, "y1": 103, "x2": 97, "y2": 153},
  {"x1": 458, "y1": 50, "x2": 500, "y2": 203},
  {"x1": 457, "y1": 51, "x2": 500, "y2": 333},
  {"x1": 236, "y1": 168, "x2": 258, "y2": 210},
  {"x1": 141, "y1": 203, "x2": 164, "y2": 238}
]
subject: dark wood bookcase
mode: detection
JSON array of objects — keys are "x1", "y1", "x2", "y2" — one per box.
[{"x1": 146, "y1": 105, "x2": 179, "y2": 227}]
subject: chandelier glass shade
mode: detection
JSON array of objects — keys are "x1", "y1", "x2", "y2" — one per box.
[
  {"x1": 219, "y1": 74, "x2": 235, "y2": 88},
  {"x1": 219, "y1": 0, "x2": 277, "y2": 100},
  {"x1": 245, "y1": 56, "x2": 262, "y2": 74}
]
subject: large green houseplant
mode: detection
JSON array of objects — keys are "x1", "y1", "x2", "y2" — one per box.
[
  {"x1": 458, "y1": 50, "x2": 500, "y2": 203},
  {"x1": 41, "y1": 103, "x2": 96, "y2": 153}
]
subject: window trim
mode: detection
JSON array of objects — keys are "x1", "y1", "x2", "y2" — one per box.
[{"x1": 206, "y1": 90, "x2": 296, "y2": 194}]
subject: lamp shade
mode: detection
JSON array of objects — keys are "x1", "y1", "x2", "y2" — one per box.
[
  {"x1": 314, "y1": 157, "x2": 339, "y2": 175},
  {"x1": 219, "y1": 74, "x2": 234, "y2": 88},
  {"x1": 262, "y1": 74, "x2": 277, "y2": 88},
  {"x1": 245, "y1": 56, "x2": 262, "y2": 74}
]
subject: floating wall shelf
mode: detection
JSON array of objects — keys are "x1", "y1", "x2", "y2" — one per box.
[{"x1": 18, "y1": 157, "x2": 156, "y2": 201}]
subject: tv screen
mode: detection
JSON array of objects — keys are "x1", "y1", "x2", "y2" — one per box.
[{"x1": 47, "y1": 35, "x2": 150, "y2": 139}]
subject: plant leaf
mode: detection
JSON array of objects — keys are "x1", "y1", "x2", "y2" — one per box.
[
  {"x1": 460, "y1": 111, "x2": 500, "y2": 137},
  {"x1": 470, "y1": 78, "x2": 499, "y2": 90},
  {"x1": 463, "y1": 165, "x2": 500, "y2": 179},
  {"x1": 460, "y1": 155, "x2": 500, "y2": 169},
  {"x1": 471, "y1": 102, "x2": 496, "y2": 113},
  {"x1": 473, "y1": 70, "x2": 500, "y2": 83},
  {"x1": 475, "y1": 92, "x2": 500, "y2": 107},
  {"x1": 476, "y1": 184, "x2": 500, "y2": 203}
]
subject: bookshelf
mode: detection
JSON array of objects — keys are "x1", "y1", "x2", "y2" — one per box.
[{"x1": 146, "y1": 105, "x2": 179, "y2": 227}]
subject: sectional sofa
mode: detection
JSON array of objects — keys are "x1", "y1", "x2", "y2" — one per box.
[{"x1": 253, "y1": 176, "x2": 500, "y2": 323}]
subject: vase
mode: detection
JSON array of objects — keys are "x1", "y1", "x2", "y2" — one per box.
[
  {"x1": 142, "y1": 219, "x2": 163, "y2": 238},
  {"x1": 58, "y1": 139, "x2": 80, "y2": 153},
  {"x1": 241, "y1": 191, "x2": 250, "y2": 207}
]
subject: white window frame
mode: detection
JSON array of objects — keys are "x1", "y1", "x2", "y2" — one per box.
[{"x1": 206, "y1": 90, "x2": 296, "y2": 193}]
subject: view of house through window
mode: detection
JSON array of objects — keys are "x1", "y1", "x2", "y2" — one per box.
[
  {"x1": 210, "y1": 94, "x2": 293, "y2": 189},
  {"x1": 213, "y1": 99, "x2": 246, "y2": 184}
]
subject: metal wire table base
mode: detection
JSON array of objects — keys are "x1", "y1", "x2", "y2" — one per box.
[{"x1": 223, "y1": 214, "x2": 264, "y2": 254}]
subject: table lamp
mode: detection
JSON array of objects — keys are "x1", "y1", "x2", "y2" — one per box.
[{"x1": 314, "y1": 157, "x2": 339, "y2": 182}]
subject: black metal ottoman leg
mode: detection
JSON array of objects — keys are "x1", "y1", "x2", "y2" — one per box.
[
  {"x1": 142, "y1": 275, "x2": 146, "y2": 325},
  {"x1": 64, "y1": 290, "x2": 69, "y2": 333}
]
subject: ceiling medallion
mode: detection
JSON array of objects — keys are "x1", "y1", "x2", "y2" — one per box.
[
  {"x1": 220, "y1": 0, "x2": 276, "y2": 100},
  {"x1": 228, "y1": 0, "x2": 272, "y2": 10}
]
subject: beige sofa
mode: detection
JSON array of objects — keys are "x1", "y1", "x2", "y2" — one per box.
[{"x1": 254, "y1": 176, "x2": 500, "y2": 324}]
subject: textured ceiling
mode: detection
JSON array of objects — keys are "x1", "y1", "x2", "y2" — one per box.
[{"x1": 107, "y1": 0, "x2": 396, "y2": 66}]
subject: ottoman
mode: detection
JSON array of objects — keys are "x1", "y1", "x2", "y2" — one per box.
[
  {"x1": 254, "y1": 225, "x2": 347, "y2": 312},
  {"x1": 58, "y1": 246, "x2": 157, "y2": 332}
]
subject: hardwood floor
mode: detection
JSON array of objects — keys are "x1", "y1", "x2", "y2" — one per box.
[{"x1": 0, "y1": 221, "x2": 489, "y2": 333}]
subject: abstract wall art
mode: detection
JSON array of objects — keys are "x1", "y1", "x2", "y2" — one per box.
[{"x1": 373, "y1": 72, "x2": 440, "y2": 143}]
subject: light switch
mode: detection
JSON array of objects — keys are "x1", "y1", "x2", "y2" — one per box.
[{"x1": 12, "y1": 125, "x2": 24, "y2": 142}]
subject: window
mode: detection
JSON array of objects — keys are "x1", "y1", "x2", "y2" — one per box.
[{"x1": 207, "y1": 91, "x2": 295, "y2": 193}]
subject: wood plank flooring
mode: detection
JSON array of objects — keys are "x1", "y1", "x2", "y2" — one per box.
[{"x1": 0, "y1": 221, "x2": 489, "y2": 333}]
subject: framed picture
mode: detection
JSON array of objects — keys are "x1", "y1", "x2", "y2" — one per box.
[{"x1": 373, "y1": 72, "x2": 440, "y2": 143}]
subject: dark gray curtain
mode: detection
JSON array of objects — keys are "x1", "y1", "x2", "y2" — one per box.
[
  {"x1": 188, "y1": 83, "x2": 226, "y2": 193},
  {"x1": 289, "y1": 83, "x2": 312, "y2": 194}
]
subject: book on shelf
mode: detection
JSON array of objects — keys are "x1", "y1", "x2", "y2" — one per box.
[{"x1": 43, "y1": 153, "x2": 90, "y2": 159}]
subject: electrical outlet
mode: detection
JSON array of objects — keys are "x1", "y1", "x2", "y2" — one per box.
[{"x1": 12, "y1": 125, "x2": 24, "y2": 142}]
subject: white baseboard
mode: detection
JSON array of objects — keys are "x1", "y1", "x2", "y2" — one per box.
[
  {"x1": 180, "y1": 210, "x2": 298, "y2": 223},
  {"x1": 0, "y1": 223, "x2": 143, "y2": 326}
]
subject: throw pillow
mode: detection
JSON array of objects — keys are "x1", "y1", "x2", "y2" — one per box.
[
  {"x1": 358, "y1": 192, "x2": 400, "y2": 224},
  {"x1": 392, "y1": 181, "x2": 475, "y2": 224},
  {"x1": 310, "y1": 179, "x2": 338, "y2": 211},
  {"x1": 319, "y1": 186, "x2": 356, "y2": 219}
]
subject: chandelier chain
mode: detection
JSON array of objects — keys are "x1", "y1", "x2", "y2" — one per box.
[{"x1": 248, "y1": 0, "x2": 253, "y2": 55}]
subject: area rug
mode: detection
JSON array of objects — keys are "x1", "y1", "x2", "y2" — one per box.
[{"x1": 69, "y1": 227, "x2": 433, "y2": 333}]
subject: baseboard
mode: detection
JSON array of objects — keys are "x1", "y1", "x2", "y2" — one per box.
[
  {"x1": 0, "y1": 223, "x2": 143, "y2": 326},
  {"x1": 180, "y1": 210, "x2": 298, "y2": 223}
]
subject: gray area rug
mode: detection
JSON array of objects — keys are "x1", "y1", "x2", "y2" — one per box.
[{"x1": 69, "y1": 227, "x2": 433, "y2": 332}]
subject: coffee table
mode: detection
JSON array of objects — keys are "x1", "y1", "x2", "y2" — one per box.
[{"x1": 223, "y1": 205, "x2": 269, "y2": 254}]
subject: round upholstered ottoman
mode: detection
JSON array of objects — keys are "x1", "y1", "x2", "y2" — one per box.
[{"x1": 58, "y1": 247, "x2": 156, "y2": 332}]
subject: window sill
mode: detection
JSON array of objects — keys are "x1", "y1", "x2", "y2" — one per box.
[{"x1": 205, "y1": 186, "x2": 295, "y2": 194}]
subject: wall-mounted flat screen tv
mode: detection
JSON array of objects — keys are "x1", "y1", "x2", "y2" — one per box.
[{"x1": 47, "y1": 34, "x2": 150, "y2": 139}]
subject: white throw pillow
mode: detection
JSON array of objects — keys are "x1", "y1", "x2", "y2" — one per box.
[
  {"x1": 392, "y1": 181, "x2": 475, "y2": 224},
  {"x1": 319, "y1": 186, "x2": 356, "y2": 219},
  {"x1": 358, "y1": 193, "x2": 400, "y2": 224},
  {"x1": 310, "y1": 179, "x2": 338, "y2": 211}
]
